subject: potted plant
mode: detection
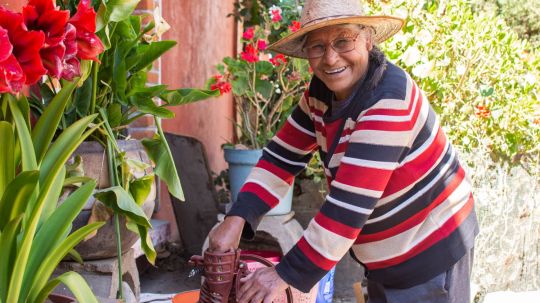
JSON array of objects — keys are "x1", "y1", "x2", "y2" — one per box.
[
  {"x1": 25, "y1": 0, "x2": 219, "y2": 299},
  {"x1": 0, "y1": 2, "x2": 105, "y2": 301},
  {"x1": 209, "y1": 0, "x2": 310, "y2": 214}
]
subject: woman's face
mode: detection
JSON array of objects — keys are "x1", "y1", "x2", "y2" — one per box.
[{"x1": 305, "y1": 24, "x2": 372, "y2": 101}]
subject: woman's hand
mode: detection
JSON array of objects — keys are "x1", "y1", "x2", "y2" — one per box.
[
  {"x1": 236, "y1": 267, "x2": 289, "y2": 303},
  {"x1": 208, "y1": 216, "x2": 245, "y2": 252}
]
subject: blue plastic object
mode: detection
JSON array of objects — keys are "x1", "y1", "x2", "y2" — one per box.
[
  {"x1": 224, "y1": 148, "x2": 292, "y2": 215},
  {"x1": 316, "y1": 266, "x2": 335, "y2": 303}
]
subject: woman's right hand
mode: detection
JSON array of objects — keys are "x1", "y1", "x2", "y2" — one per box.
[{"x1": 208, "y1": 216, "x2": 245, "y2": 252}]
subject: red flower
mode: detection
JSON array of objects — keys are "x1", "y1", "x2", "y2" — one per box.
[
  {"x1": 241, "y1": 44, "x2": 259, "y2": 63},
  {"x1": 242, "y1": 27, "x2": 254, "y2": 41},
  {"x1": 269, "y1": 54, "x2": 287, "y2": 67},
  {"x1": 68, "y1": 0, "x2": 104, "y2": 62},
  {"x1": 0, "y1": 7, "x2": 46, "y2": 86},
  {"x1": 0, "y1": 26, "x2": 25, "y2": 94},
  {"x1": 23, "y1": 0, "x2": 72, "y2": 78},
  {"x1": 257, "y1": 39, "x2": 267, "y2": 51},
  {"x1": 211, "y1": 80, "x2": 232, "y2": 96},
  {"x1": 474, "y1": 105, "x2": 490, "y2": 118},
  {"x1": 270, "y1": 9, "x2": 282, "y2": 22},
  {"x1": 289, "y1": 21, "x2": 301, "y2": 33}
]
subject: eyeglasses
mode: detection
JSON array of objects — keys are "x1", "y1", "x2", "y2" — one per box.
[{"x1": 302, "y1": 34, "x2": 360, "y2": 59}]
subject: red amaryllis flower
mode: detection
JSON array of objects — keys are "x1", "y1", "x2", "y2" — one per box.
[
  {"x1": 68, "y1": 0, "x2": 104, "y2": 62},
  {"x1": 241, "y1": 44, "x2": 259, "y2": 63},
  {"x1": 0, "y1": 7, "x2": 46, "y2": 85},
  {"x1": 0, "y1": 26, "x2": 25, "y2": 93},
  {"x1": 242, "y1": 27, "x2": 255, "y2": 41},
  {"x1": 289, "y1": 21, "x2": 301, "y2": 33},
  {"x1": 269, "y1": 54, "x2": 287, "y2": 67},
  {"x1": 23, "y1": 0, "x2": 71, "y2": 78}
]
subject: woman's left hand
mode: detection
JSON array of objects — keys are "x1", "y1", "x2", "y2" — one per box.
[{"x1": 236, "y1": 267, "x2": 289, "y2": 303}]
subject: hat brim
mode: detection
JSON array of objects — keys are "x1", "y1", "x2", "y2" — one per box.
[{"x1": 268, "y1": 16, "x2": 404, "y2": 58}]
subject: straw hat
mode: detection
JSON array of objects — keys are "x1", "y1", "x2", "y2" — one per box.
[{"x1": 268, "y1": 0, "x2": 405, "y2": 58}]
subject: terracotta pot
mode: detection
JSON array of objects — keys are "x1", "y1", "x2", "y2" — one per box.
[
  {"x1": 64, "y1": 140, "x2": 156, "y2": 260},
  {"x1": 46, "y1": 293, "x2": 75, "y2": 303}
]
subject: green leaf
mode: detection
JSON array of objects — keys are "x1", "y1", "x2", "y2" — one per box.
[
  {"x1": 0, "y1": 121, "x2": 15, "y2": 197},
  {"x1": 160, "y1": 88, "x2": 220, "y2": 106},
  {"x1": 132, "y1": 98, "x2": 174, "y2": 118},
  {"x1": 255, "y1": 79, "x2": 273, "y2": 100},
  {"x1": 38, "y1": 166, "x2": 65, "y2": 226},
  {"x1": 64, "y1": 176, "x2": 95, "y2": 187},
  {"x1": 107, "y1": 103, "x2": 123, "y2": 128},
  {"x1": 73, "y1": 76, "x2": 93, "y2": 117},
  {"x1": 34, "y1": 268, "x2": 99, "y2": 303},
  {"x1": 24, "y1": 181, "x2": 97, "y2": 297},
  {"x1": 127, "y1": 221, "x2": 156, "y2": 264},
  {"x1": 32, "y1": 81, "x2": 78, "y2": 164},
  {"x1": 255, "y1": 61, "x2": 274, "y2": 76},
  {"x1": 231, "y1": 75, "x2": 250, "y2": 96},
  {"x1": 0, "y1": 216, "x2": 22, "y2": 303},
  {"x1": 130, "y1": 40, "x2": 177, "y2": 73},
  {"x1": 94, "y1": 186, "x2": 151, "y2": 228},
  {"x1": 96, "y1": 0, "x2": 140, "y2": 32},
  {"x1": 141, "y1": 129, "x2": 184, "y2": 200},
  {"x1": 112, "y1": 41, "x2": 130, "y2": 101},
  {"x1": 8, "y1": 95, "x2": 37, "y2": 172},
  {"x1": 0, "y1": 171, "x2": 39, "y2": 231},
  {"x1": 129, "y1": 175, "x2": 154, "y2": 206}
]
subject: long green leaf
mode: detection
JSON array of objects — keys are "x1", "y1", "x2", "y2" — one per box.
[
  {"x1": 0, "y1": 121, "x2": 15, "y2": 198},
  {"x1": 132, "y1": 98, "x2": 174, "y2": 118},
  {"x1": 129, "y1": 175, "x2": 154, "y2": 206},
  {"x1": 94, "y1": 186, "x2": 151, "y2": 228},
  {"x1": 130, "y1": 40, "x2": 177, "y2": 73},
  {"x1": 7, "y1": 117, "x2": 97, "y2": 303},
  {"x1": 0, "y1": 171, "x2": 39, "y2": 231},
  {"x1": 8, "y1": 95, "x2": 37, "y2": 172},
  {"x1": 34, "y1": 271, "x2": 99, "y2": 303},
  {"x1": 141, "y1": 120, "x2": 184, "y2": 200},
  {"x1": 23, "y1": 181, "x2": 97, "y2": 297},
  {"x1": 0, "y1": 216, "x2": 22, "y2": 303},
  {"x1": 31, "y1": 81, "x2": 78, "y2": 164},
  {"x1": 38, "y1": 166, "x2": 65, "y2": 226},
  {"x1": 127, "y1": 221, "x2": 156, "y2": 264},
  {"x1": 160, "y1": 88, "x2": 220, "y2": 106},
  {"x1": 28, "y1": 222, "x2": 104, "y2": 303}
]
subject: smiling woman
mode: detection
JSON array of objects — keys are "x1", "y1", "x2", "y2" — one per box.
[{"x1": 206, "y1": 0, "x2": 479, "y2": 303}]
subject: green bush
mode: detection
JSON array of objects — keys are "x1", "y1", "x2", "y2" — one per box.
[{"x1": 366, "y1": 0, "x2": 540, "y2": 173}]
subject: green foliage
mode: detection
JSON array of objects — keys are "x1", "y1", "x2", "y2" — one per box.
[
  {"x1": 212, "y1": 0, "x2": 311, "y2": 149},
  {"x1": 366, "y1": 0, "x2": 540, "y2": 172},
  {"x1": 475, "y1": 0, "x2": 540, "y2": 49},
  {"x1": 0, "y1": 90, "x2": 103, "y2": 302}
]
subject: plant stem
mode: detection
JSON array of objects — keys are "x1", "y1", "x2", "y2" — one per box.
[
  {"x1": 106, "y1": 132, "x2": 124, "y2": 300},
  {"x1": 90, "y1": 60, "x2": 99, "y2": 114}
]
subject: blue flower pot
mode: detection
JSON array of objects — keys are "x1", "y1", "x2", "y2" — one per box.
[{"x1": 224, "y1": 147, "x2": 292, "y2": 216}]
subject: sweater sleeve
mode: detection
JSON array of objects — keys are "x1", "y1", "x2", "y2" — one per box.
[
  {"x1": 275, "y1": 78, "x2": 427, "y2": 292},
  {"x1": 227, "y1": 91, "x2": 318, "y2": 238}
]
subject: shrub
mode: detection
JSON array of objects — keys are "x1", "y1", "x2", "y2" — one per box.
[{"x1": 366, "y1": 0, "x2": 540, "y2": 173}]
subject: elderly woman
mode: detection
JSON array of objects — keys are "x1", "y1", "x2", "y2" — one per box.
[{"x1": 208, "y1": 1, "x2": 478, "y2": 302}]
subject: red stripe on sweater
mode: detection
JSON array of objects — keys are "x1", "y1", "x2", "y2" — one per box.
[
  {"x1": 356, "y1": 88, "x2": 423, "y2": 132},
  {"x1": 365, "y1": 194, "x2": 474, "y2": 270},
  {"x1": 356, "y1": 166, "x2": 466, "y2": 244},
  {"x1": 256, "y1": 160, "x2": 294, "y2": 184},
  {"x1": 363, "y1": 82, "x2": 417, "y2": 117},
  {"x1": 314, "y1": 212, "x2": 361, "y2": 240},
  {"x1": 297, "y1": 237, "x2": 336, "y2": 271},
  {"x1": 335, "y1": 163, "x2": 393, "y2": 192},
  {"x1": 277, "y1": 121, "x2": 318, "y2": 151},
  {"x1": 240, "y1": 182, "x2": 279, "y2": 208},
  {"x1": 381, "y1": 129, "x2": 447, "y2": 197}
]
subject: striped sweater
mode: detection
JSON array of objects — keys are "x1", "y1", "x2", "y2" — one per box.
[{"x1": 227, "y1": 62, "x2": 478, "y2": 292}]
